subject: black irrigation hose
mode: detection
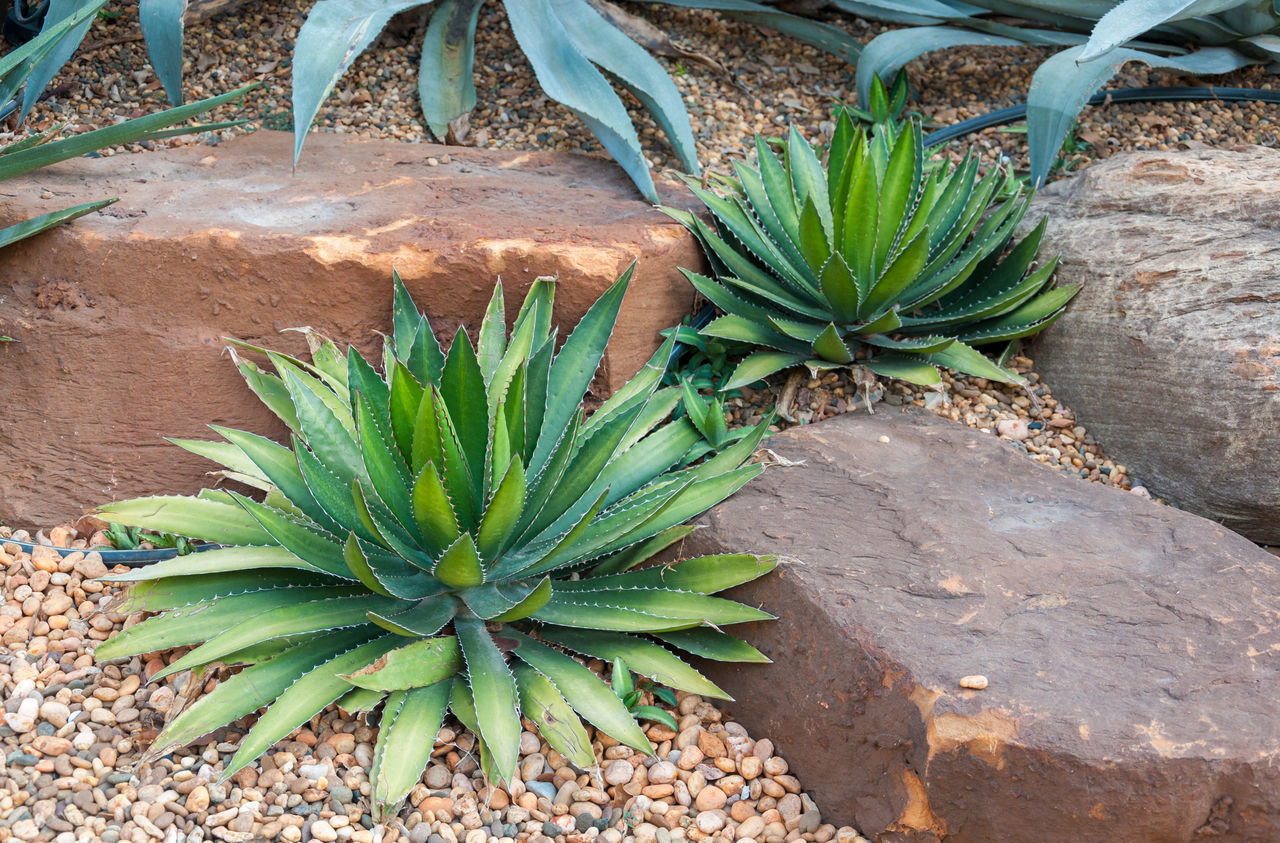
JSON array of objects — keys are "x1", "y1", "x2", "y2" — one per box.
[
  {"x1": 666, "y1": 303, "x2": 717, "y2": 370},
  {"x1": 2, "y1": 538, "x2": 220, "y2": 566},
  {"x1": 923, "y1": 86, "x2": 1280, "y2": 147}
]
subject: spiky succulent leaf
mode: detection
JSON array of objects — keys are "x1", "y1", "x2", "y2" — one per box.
[
  {"x1": 370, "y1": 681, "x2": 452, "y2": 819},
  {"x1": 665, "y1": 118, "x2": 1077, "y2": 390},
  {"x1": 97, "y1": 266, "x2": 774, "y2": 817}
]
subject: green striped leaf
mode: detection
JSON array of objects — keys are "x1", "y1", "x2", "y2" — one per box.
[
  {"x1": 477, "y1": 457, "x2": 526, "y2": 561},
  {"x1": 371, "y1": 681, "x2": 452, "y2": 819},
  {"x1": 530, "y1": 265, "x2": 631, "y2": 472},
  {"x1": 508, "y1": 631, "x2": 651, "y2": 753},
  {"x1": 555, "y1": 554, "x2": 777, "y2": 595},
  {"x1": 541, "y1": 629, "x2": 728, "y2": 698},
  {"x1": 411, "y1": 461, "x2": 461, "y2": 556},
  {"x1": 96, "y1": 495, "x2": 273, "y2": 546},
  {"x1": 102, "y1": 545, "x2": 348, "y2": 582},
  {"x1": 227, "y1": 491, "x2": 352, "y2": 579},
  {"x1": 440, "y1": 327, "x2": 489, "y2": 501},
  {"x1": 148, "y1": 627, "x2": 379, "y2": 759},
  {"x1": 114, "y1": 571, "x2": 345, "y2": 613},
  {"x1": 223, "y1": 634, "x2": 401, "y2": 779},
  {"x1": 153, "y1": 592, "x2": 401, "y2": 681},
  {"x1": 454, "y1": 615, "x2": 521, "y2": 780},
  {"x1": 657, "y1": 627, "x2": 771, "y2": 663},
  {"x1": 94, "y1": 586, "x2": 361, "y2": 661},
  {"x1": 367, "y1": 594, "x2": 458, "y2": 637},
  {"x1": 343, "y1": 635, "x2": 463, "y2": 690},
  {"x1": 513, "y1": 662, "x2": 595, "y2": 768},
  {"x1": 434, "y1": 533, "x2": 484, "y2": 588}
]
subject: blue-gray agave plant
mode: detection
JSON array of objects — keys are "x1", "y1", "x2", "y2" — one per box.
[
  {"x1": 833, "y1": 0, "x2": 1280, "y2": 185},
  {"x1": 23, "y1": 0, "x2": 859, "y2": 201},
  {"x1": 95, "y1": 267, "x2": 776, "y2": 819}
]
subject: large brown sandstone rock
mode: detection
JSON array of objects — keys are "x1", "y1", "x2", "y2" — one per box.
[
  {"x1": 1026, "y1": 147, "x2": 1280, "y2": 543},
  {"x1": 683, "y1": 409, "x2": 1280, "y2": 841},
  {"x1": 0, "y1": 131, "x2": 700, "y2": 527}
]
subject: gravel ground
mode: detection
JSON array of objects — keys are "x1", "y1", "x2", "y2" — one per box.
[
  {"x1": 0, "y1": 533, "x2": 868, "y2": 843},
  {"x1": 723, "y1": 352, "x2": 1143, "y2": 495},
  {"x1": 2, "y1": 1, "x2": 1277, "y2": 179}
]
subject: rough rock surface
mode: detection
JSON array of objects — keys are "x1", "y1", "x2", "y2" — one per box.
[
  {"x1": 683, "y1": 409, "x2": 1280, "y2": 841},
  {"x1": 0, "y1": 131, "x2": 700, "y2": 526},
  {"x1": 1026, "y1": 147, "x2": 1280, "y2": 543}
]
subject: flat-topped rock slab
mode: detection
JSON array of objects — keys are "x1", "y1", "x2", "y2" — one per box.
[
  {"x1": 0, "y1": 131, "x2": 699, "y2": 526},
  {"x1": 682, "y1": 409, "x2": 1280, "y2": 841}
]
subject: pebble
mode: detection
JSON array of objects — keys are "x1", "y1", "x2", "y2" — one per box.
[
  {"x1": 960, "y1": 675, "x2": 990, "y2": 690},
  {"x1": 311, "y1": 819, "x2": 339, "y2": 841},
  {"x1": 603, "y1": 759, "x2": 633, "y2": 785}
]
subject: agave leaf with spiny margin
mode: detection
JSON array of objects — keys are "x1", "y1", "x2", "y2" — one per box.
[
  {"x1": 97, "y1": 265, "x2": 775, "y2": 819},
  {"x1": 663, "y1": 116, "x2": 1079, "y2": 390}
]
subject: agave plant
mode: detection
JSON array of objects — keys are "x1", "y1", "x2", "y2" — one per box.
[
  {"x1": 25, "y1": 0, "x2": 858, "y2": 202},
  {"x1": 832, "y1": 0, "x2": 1280, "y2": 185},
  {"x1": 95, "y1": 267, "x2": 777, "y2": 818},
  {"x1": 663, "y1": 115, "x2": 1079, "y2": 390}
]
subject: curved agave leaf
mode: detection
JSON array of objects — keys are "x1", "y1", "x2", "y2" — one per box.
[
  {"x1": 367, "y1": 593, "x2": 458, "y2": 637},
  {"x1": 224, "y1": 634, "x2": 401, "y2": 779},
  {"x1": 419, "y1": 0, "x2": 485, "y2": 138},
  {"x1": 513, "y1": 662, "x2": 595, "y2": 768},
  {"x1": 553, "y1": 0, "x2": 700, "y2": 174},
  {"x1": 1026, "y1": 44, "x2": 1254, "y2": 185},
  {"x1": 96, "y1": 494, "x2": 273, "y2": 546},
  {"x1": 1078, "y1": 0, "x2": 1247, "y2": 62},
  {"x1": 148, "y1": 627, "x2": 379, "y2": 759},
  {"x1": 0, "y1": 200, "x2": 115, "y2": 250},
  {"x1": 507, "y1": 631, "x2": 652, "y2": 753},
  {"x1": 856, "y1": 27, "x2": 1024, "y2": 106},
  {"x1": 505, "y1": 0, "x2": 657, "y2": 201},
  {"x1": 371, "y1": 681, "x2": 452, "y2": 818},
  {"x1": 454, "y1": 615, "x2": 521, "y2": 781},
  {"x1": 291, "y1": 0, "x2": 435, "y2": 166},
  {"x1": 19, "y1": 0, "x2": 103, "y2": 124},
  {"x1": 657, "y1": 627, "x2": 770, "y2": 663},
  {"x1": 139, "y1": 0, "x2": 189, "y2": 105},
  {"x1": 152, "y1": 593, "x2": 400, "y2": 681},
  {"x1": 343, "y1": 636, "x2": 463, "y2": 691},
  {"x1": 542, "y1": 628, "x2": 729, "y2": 698}
]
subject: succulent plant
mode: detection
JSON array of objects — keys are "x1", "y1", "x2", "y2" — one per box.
[
  {"x1": 664, "y1": 115, "x2": 1079, "y2": 390},
  {"x1": 95, "y1": 267, "x2": 776, "y2": 819},
  {"x1": 25, "y1": 0, "x2": 858, "y2": 201},
  {"x1": 839, "y1": 0, "x2": 1280, "y2": 185}
]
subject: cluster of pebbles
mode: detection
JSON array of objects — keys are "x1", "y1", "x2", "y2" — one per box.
[
  {"x1": 723, "y1": 353, "x2": 1140, "y2": 495},
  {"x1": 0, "y1": 530, "x2": 869, "y2": 843}
]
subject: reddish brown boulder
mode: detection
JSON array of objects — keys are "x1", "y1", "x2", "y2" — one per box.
[
  {"x1": 683, "y1": 409, "x2": 1280, "y2": 841},
  {"x1": 0, "y1": 131, "x2": 700, "y2": 527}
]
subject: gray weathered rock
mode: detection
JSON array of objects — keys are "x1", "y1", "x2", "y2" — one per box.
[
  {"x1": 1026, "y1": 147, "x2": 1280, "y2": 543},
  {"x1": 0, "y1": 131, "x2": 700, "y2": 527},
  {"x1": 685, "y1": 409, "x2": 1280, "y2": 841}
]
